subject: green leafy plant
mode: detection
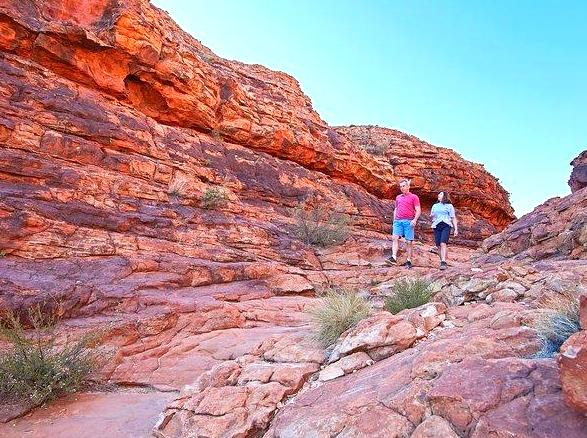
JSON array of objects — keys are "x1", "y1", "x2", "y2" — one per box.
[
  {"x1": 0, "y1": 304, "x2": 99, "y2": 406},
  {"x1": 384, "y1": 278, "x2": 433, "y2": 314},
  {"x1": 200, "y1": 187, "x2": 227, "y2": 209},
  {"x1": 307, "y1": 288, "x2": 371, "y2": 347},
  {"x1": 291, "y1": 204, "x2": 350, "y2": 247},
  {"x1": 531, "y1": 292, "x2": 580, "y2": 358}
]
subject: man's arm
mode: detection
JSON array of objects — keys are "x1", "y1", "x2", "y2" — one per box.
[
  {"x1": 411, "y1": 204, "x2": 421, "y2": 228},
  {"x1": 393, "y1": 198, "x2": 397, "y2": 221}
]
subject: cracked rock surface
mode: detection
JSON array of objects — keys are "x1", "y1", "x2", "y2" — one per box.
[{"x1": 1, "y1": 0, "x2": 586, "y2": 437}]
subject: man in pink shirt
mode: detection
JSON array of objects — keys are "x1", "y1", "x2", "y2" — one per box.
[{"x1": 386, "y1": 178, "x2": 421, "y2": 269}]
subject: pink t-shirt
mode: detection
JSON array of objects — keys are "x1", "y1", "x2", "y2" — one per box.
[{"x1": 395, "y1": 192, "x2": 420, "y2": 220}]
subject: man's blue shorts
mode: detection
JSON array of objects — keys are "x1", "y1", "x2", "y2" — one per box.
[{"x1": 392, "y1": 219, "x2": 415, "y2": 241}]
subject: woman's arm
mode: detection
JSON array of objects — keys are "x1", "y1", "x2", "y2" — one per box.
[{"x1": 452, "y1": 208, "x2": 458, "y2": 236}]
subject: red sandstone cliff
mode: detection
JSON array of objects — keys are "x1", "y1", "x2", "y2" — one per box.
[
  {"x1": 0, "y1": 0, "x2": 512, "y2": 248},
  {"x1": 1, "y1": 1, "x2": 585, "y2": 437}
]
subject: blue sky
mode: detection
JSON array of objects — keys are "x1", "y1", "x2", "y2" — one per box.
[{"x1": 152, "y1": 0, "x2": 586, "y2": 216}]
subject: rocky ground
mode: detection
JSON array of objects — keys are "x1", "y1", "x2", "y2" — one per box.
[
  {"x1": 153, "y1": 186, "x2": 587, "y2": 437},
  {"x1": 2, "y1": 189, "x2": 586, "y2": 437},
  {"x1": 0, "y1": 1, "x2": 586, "y2": 437}
]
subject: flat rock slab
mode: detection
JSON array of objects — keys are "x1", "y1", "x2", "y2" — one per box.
[
  {"x1": 108, "y1": 325, "x2": 306, "y2": 388},
  {"x1": 0, "y1": 390, "x2": 175, "y2": 438}
]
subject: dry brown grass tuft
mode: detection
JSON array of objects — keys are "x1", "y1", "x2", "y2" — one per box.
[{"x1": 307, "y1": 287, "x2": 371, "y2": 347}]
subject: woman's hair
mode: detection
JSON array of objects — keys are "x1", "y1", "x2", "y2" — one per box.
[{"x1": 439, "y1": 191, "x2": 452, "y2": 204}]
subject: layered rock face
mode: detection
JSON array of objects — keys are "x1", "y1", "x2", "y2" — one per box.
[
  {"x1": 569, "y1": 150, "x2": 587, "y2": 193},
  {"x1": 1, "y1": 0, "x2": 584, "y2": 437},
  {"x1": 337, "y1": 125, "x2": 515, "y2": 245},
  {"x1": 0, "y1": 0, "x2": 507, "y2": 433},
  {"x1": 0, "y1": 0, "x2": 511, "y2": 248},
  {"x1": 478, "y1": 183, "x2": 587, "y2": 262}
]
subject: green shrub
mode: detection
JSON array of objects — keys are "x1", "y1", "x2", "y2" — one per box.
[
  {"x1": 0, "y1": 305, "x2": 98, "y2": 406},
  {"x1": 200, "y1": 187, "x2": 227, "y2": 209},
  {"x1": 384, "y1": 278, "x2": 433, "y2": 314},
  {"x1": 307, "y1": 288, "x2": 371, "y2": 347},
  {"x1": 291, "y1": 204, "x2": 350, "y2": 247},
  {"x1": 531, "y1": 293, "x2": 580, "y2": 358}
]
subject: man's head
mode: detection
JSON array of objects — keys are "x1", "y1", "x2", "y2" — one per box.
[{"x1": 399, "y1": 178, "x2": 411, "y2": 194}]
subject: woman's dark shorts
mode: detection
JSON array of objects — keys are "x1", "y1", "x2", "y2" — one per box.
[{"x1": 434, "y1": 222, "x2": 452, "y2": 246}]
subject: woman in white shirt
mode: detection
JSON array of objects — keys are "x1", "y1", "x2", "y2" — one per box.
[{"x1": 430, "y1": 191, "x2": 458, "y2": 270}]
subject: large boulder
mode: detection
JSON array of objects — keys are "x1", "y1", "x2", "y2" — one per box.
[
  {"x1": 559, "y1": 293, "x2": 587, "y2": 414},
  {"x1": 265, "y1": 303, "x2": 587, "y2": 437},
  {"x1": 569, "y1": 150, "x2": 587, "y2": 193},
  {"x1": 478, "y1": 187, "x2": 587, "y2": 262}
]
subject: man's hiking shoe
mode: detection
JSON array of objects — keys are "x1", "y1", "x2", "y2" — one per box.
[
  {"x1": 385, "y1": 256, "x2": 397, "y2": 266},
  {"x1": 439, "y1": 261, "x2": 448, "y2": 270},
  {"x1": 403, "y1": 260, "x2": 413, "y2": 269}
]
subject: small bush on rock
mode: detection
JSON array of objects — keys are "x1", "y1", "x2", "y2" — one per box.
[
  {"x1": 384, "y1": 278, "x2": 433, "y2": 314},
  {"x1": 531, "y1": 292, "x2": 580, "y2": 358},
  {"x1": 0, "y1": 304, "x2": 98, "y2": 406},
  {"x1": 291, "y1": 204, "x2": 350, "y2": 247},
  {"x1": 307, "y1": 288, "x2": 371, "y2": 347},
  {"x1": 200, "y1": 187, "x2": 227, "y2": 209}
]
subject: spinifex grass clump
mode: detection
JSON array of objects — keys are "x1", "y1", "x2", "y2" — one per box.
[
  {"x1": 531, "y1": 292, "x2": 580, "y2": 358},
  {"x1": 307, "y1": 288, "x2": 371, "y2": 347},
  {"x1": 384, "y1": 278, "x2": 433, "y2": 314},
  {"x1": 291, "y1": 204, "x2": 350, "y2": 247},
  {"x1": 0, "y1": 304, "x2": 98, "y2": 406},
  {"x1": 167, "y1": 174, "x2": 190, "y2": 198}
]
